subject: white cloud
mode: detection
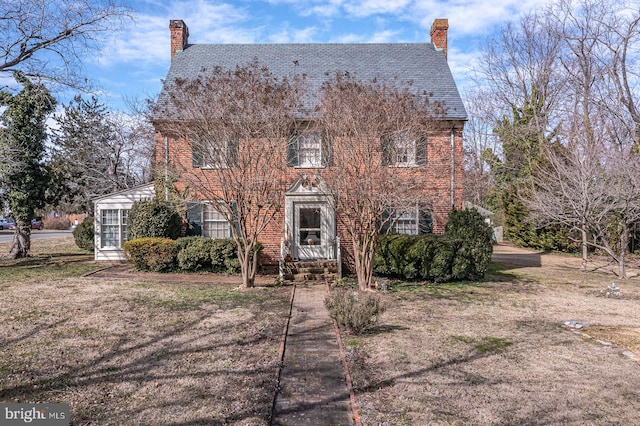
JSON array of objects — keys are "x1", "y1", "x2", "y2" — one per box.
[
  {"x1": 343, "y1": 0, "x2": 412, "y2": 17},
  {"x1": 268, "y1": 26, "x2": 319, "y2": 43}
]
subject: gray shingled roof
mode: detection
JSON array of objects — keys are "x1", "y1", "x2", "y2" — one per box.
[{"x1": 155, "y1": 43, "x2": 467, "y2": 121}]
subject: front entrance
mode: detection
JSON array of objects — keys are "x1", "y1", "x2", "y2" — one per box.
[
  {"x1": 295, "y1": 203, "x2": 330, "y2": 260},
  {"x1": 285, "y1": 174, "x2": 335, "y2": 261}
]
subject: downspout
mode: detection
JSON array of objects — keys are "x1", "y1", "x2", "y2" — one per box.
[
  {"x1": 164, "y1": 136, "x2": 169, "y2": 202},
  {"x1": 450, "y1": 127, "x2": 455, "y2": 207}
]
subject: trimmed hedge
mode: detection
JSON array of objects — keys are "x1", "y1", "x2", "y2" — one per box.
[
  {"x1": 176, "y1": 236, "x2": 240, "y2": 273},
  {"x1": 123, "y1": 237, "x2": 178, "y2": 272},
  {"x1": 127, "y1": 199, "x2": 181, "y2": 240},
  {"x1": 124, "y1": 236, "x2": 242, "y2": 273},
  {"x1": 374, "y1": 208, "x2": 493, "y2": 282},
  {"x1": 445, "y1": 208, "x2": 493, "y2": 281},
  {"x1": 73, "y1": 218, "x2": 94, "y2": 251}
]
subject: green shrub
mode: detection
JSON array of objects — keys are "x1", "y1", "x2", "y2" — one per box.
[
  {"x1": 445, "y1": 208, "x2": 493, "y2": 281},
  {"x1": 44, "y1": 217, "x2": 71, "y2": 230},
  {"x1": 73, "y1": 218, "x2": 94, "y2": 251},
  {"x1": 374, "y1": 234, "x2": 455, "y2": 282},
  {"x1": 177, "y1": 236, "x2": 216, "y2": 271},
  {"x1": 175, "y1": 237, "x2": 241, "y2": 273},
  {"x1": 127, "y1": 199, "x2": 181, "y2": 240},
  {"x1": 324, "y1": 288, "x2": 386, "y2": 334},
  {"x1": 123, "y1": 237, "x2": 178, "y2": 272}
]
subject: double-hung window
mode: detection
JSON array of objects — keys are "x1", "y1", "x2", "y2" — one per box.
[
  {"x1": 192, "y1": 134, "x2": 239, "y2": 169},
  {"x1": 381, "y1": 132, "x2": 427, "y2": 167},
  {"x1": 202, "y1": 204, "x2": 232, "y2": 239},
  {"x1": 287, "y1": 126, "x2": 331, "y2": 168},
  {"x1": 387, "y1": 207, "x2": 433, "y2": 235},
  {"x1": 101, "y1": 209, "x2": 129, "y2": 248},
  {"x1": 186, "y1": 201, "x2": 232, "y2": 239}
]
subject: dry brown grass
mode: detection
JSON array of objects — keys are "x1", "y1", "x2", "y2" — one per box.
[
  {"x1": 0, "y1": 237, "x2": 290, "y2": 425},
  {"x1": 344, "y1": 244, "x2": 640, "y2": 425}
]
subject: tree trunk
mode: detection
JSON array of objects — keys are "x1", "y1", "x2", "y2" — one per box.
[
  {"x1": 9, "y1": 221, "x2": 31, "y2": 259},
  {"x1": 238, "y1": 243, "x2": 256, "y2": 288},
  {"x1": 618, "y1": 225, "x2": 628, "y2": 279},
  {"x1": 580, "y1": 227, "x2": 588, "y2": 271}
]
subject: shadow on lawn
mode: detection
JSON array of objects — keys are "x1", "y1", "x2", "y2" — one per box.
[{"x1": 0, "y1": 310, "x2": 278, "y2": 425}]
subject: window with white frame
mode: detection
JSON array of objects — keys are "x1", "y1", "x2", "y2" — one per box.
[
  {"x1": 202, "y1": 203, "x2": 232, "y2": 239},
  {"x1": 192, "y1": 135, "x2": 238, "y2": 169},
  {"x1": 101, "y1": 209, "x2": 129, "y2": 248},
  {"x1": 394, "y1": 133, "x2": 417, "y2": 166},
  {"x1": 389, "y1": 207, "x2": 432, "y2": 235},
  {"x1": 392, "y1": 208, "x2": 419, "y2": 235},
  {"x1": 382, "y1": 132, "x2": 427, "y2": 167},
  {"x1": 297, "y1": 132, "x2": 323, "y2": 167},
  {"x1": 287, "y1": 128, "x2": 328, "y2": 168}
]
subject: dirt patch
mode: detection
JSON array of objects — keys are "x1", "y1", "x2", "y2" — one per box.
[{"x1": 343, "y1": 244, "x2": 640, "y2": 425}]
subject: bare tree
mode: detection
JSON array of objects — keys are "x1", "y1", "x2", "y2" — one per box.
[
  {"x1": 317, "y1": 72, "x2": 443, "y2": 291},
  {"x1": 0, "y1": 0, "x2": 132, "y2": 90},
  {"x1": 462, "y1": 88, "x2": 502, "y2": 208},
  {"x1": 155, "y1": 61, "x2": 306, "y2": 288},
  {"x1": 50, "y1": 96, "x2": 154, "y2": 214}
]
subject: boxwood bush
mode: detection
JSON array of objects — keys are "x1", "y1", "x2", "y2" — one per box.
[
  {"x1": 374, "y1": 208, "x2": 493, "y2": 282},
  {"x1": 127, "y1": 199, "x2": 181, "y2": 240},
  {"x1": 176, "y1": 236, "x2": 241, "y2": 273},
  {"x1": 73, "y1": 217, "x2": 94, "y2": 251},
  {"x1": 445, "y1": 208, "x2": 493, "y2": 281},
  {"x1": 123, "y1": 237, "x2": 178, "y2": 272}
]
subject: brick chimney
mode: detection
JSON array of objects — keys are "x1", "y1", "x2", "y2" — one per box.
[
  {"x1": 430, "y1": 18, "x2": 448, "y2": 60},
  {"x1": 170, "y1": 20, "x2": 189, "y2": 61}
]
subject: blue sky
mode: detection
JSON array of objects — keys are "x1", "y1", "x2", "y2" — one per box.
[{"x1": 83, "y1": 0, "x2": 552, "y2": 111}]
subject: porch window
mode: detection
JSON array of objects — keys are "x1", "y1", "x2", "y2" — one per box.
[{"x1": 101, "y1": 209, "x2": 129, "y2": 248}]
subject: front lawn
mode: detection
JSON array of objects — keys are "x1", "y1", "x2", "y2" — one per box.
[{"x1": 0, "y1": 237, "x2": 290, "y2": 425}]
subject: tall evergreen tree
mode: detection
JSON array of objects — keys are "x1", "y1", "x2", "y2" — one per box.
[
  {"x1": 492, "y1": 88, "x2": 549, "y2": 247},
  {"x1": 0, "y1": 72, "x2": 56, "y2": 258}
]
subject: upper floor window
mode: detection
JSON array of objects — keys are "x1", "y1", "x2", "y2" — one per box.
[
  {"x1": 381, "y1": 132, "x2": 427, "y2": 167},
  {"x1": 287, "y1": 127, "x2": 332, "y2": 168},
  {"x1": 192, "y1": 135, "x2": 239, "y2": 169}
]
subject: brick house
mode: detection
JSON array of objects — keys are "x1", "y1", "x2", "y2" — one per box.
[{"x1": 153, "y1": 19, "x2": 466, "y2": 272}]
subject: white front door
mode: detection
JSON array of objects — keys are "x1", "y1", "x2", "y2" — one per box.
[{"x1": 294, "y1": 202, "x2": 331, "y2": 260}]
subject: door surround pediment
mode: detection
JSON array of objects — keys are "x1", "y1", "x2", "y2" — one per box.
[{"x1": 284, "y1": 174, "x2": 335, "y2": 260}]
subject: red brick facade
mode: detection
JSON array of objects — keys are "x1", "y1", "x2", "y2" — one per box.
[{"x1": 154, "y1": 125, "x2": 464, "y2": 268}]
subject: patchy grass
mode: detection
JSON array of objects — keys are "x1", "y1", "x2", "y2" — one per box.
[
  {"x1": 0, "y1": 237, "x2": 291, "y2": 425},
  {"x1": 0, "y1": 236, "x2": 99, "y2": 282},
  {"x1": 345, "y1": 245, "x2": 640, "y2": 425}
]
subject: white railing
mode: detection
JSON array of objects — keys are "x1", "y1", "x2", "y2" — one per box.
[
  {"x1": 279, "y1": 237, "x2": 286, "y2": 278},
  {"x1": 335, "y1": 236, "x2": 342, "y2": 278}
]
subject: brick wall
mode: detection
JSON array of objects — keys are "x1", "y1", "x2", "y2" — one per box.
[{"x1": 155, "y1": 125, "x2": 464, "y2": 267}]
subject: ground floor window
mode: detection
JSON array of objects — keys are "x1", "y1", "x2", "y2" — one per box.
[
  {"x1": 186, "y1": 202, "x2": 232, "y2": 239},
  {"x1": 203, "y1": 204, "x2": 232, "y2": 239},
  {"x1": 101, "y1": 209, "x2": 129, "y2": 248},
  {"x1": 389, "y1": 207, "x2": 432, "y2": 235}
]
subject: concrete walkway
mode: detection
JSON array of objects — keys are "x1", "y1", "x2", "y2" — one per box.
[{"x1": 272, "y1": 283, "x2": 354, "y2": 426}]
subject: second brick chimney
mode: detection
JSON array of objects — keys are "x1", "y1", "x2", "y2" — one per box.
[
  {"x1": 430, "y1": 18, "x2": 449, "y2": 60},
  {"x1": 170, "y1": 20, "x2": 189, "y2": 61}
]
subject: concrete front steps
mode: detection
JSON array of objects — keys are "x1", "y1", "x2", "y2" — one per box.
[{"x1": 282, "y1": 260, "x2": 339, "y2": 283}]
